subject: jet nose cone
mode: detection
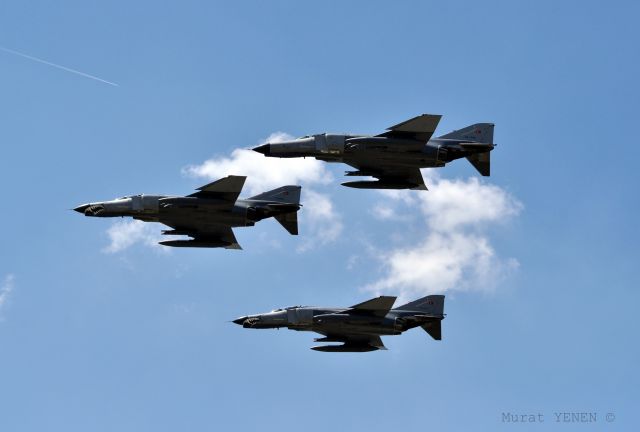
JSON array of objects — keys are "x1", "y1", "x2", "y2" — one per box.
[
  {"x1": 252, "y1": 143, "x2": 271, "y2": 156},
  {"x1": 232, "y1": 316, "x2": 248, "y2": 325},
  {"x1": 73, "y1": 204, "x2": 90, "y2": 214},
  {"x1": 74, "y1": 203, "x2": 106, "y2": 216}
]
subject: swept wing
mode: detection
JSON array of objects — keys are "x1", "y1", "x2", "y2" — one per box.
[{"x1": 188, "y1": 175, "x2": 247, "y2": 202}]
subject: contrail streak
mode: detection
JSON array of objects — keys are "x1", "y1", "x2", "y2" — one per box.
[{"x1": 0, "y1": 45, "x2": 118, "y2": 87}]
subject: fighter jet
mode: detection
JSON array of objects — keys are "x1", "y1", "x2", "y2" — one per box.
[
  {"x1": 74, "y1": 176, "x2": 301, "y2": 249},
  {"x1": 253, "y1": 114, "x2": 495, "y2": 190},
  {"x1": 233, "y1": 294, "x2": 445, "y2": 352}
]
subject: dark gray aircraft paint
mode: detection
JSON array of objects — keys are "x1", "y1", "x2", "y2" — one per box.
[
  {"x1": 74, "y1": 176, "x2": 301, "y2": 249},
  {"x1": 253, "y1": 114, "x2": 495, "y2": 190},
  {"x1": 234, "y1": 294, "x2": 445, "y2": 352}
]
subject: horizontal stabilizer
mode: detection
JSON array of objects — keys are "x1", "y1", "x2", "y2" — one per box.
[
  {"x1": 466, "y1": 151, "x2": 490, "y2": 176},
  {"x1": 274, "y1": 212, "x2": 298, "y2": 235},
  {"x1": 249, "y1": 185, "x2": 301, "y2": 204},
  {"x1": 421, "y1": 321, "x2": 442, "y2": 340}
]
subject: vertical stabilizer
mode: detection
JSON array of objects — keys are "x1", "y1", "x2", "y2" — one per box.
[
  {"x1": 440, "y1": 123, "x2": 494, "y2": 176},
  {"x1": 439, "y1": 123, "x2": 494, "y2": 143},
  {"x1": 249, "y1": 186, "x2": 301, "y2": 235},
  {"x1": 394, "y1": 295, "x2": 445, "y2": 341},
  {"x1": 394, "y1": 295, "x2": 445, "y2": 315},
  {"x1": 249, "y1": 185, "x2": 301, "y2": 204}
]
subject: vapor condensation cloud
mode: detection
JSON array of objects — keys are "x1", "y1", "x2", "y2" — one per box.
[{"x1": 0, "y1": 46, "x2": 118, "y2": 86}]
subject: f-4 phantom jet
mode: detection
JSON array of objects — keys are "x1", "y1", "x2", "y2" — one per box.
[
  {"x1": 253, "y1": 114, "x2": 495, "y2": 190},
  {"x1": 74, "y1": 176, "x2": 301, "y2": 249},
  {"x1": 234, "y1": 294, "x2": 445, "y2": 352}
]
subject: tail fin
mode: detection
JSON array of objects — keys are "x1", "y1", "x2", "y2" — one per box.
[
  {"x1": 394, "y1": 295, "x2": 445, "y2": 341},
  {"x1": 394, "y1": 295, "x2": 445, "y2": 315},
  {"x1": 250, "y1": 186, "x2": 301, "y2": 235},
  {"x1": 440, "y1": 123, "x2": 494, "y2": 176},
  {"x1": 439, "y1": 123, "x2": 494, "y2": 144},
  {"x1": 249, "y1": 185, "x2": 301, "y2": 204},
  {"x1": 274, "y1": 212, "x2": 298, "y2": 235}
]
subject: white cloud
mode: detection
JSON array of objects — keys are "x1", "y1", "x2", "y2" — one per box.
[
  {"x1": 264, "y1": 132, "x2": 296, "y2": 145},
  {"x1": 103, "y1": 219, "x2": 165, "y2": 254},
  {"x1": 0, "y1": 274, "x2": 15, "y2": 318},
  {"x1": 297, "y1": 189, "x2": 343, "y2": 252},
  {"x1": 419, "y1": 177, "x2": 522, "y2": 231},
  {"x1": 371, "y1": 203, "x2": 397, "y2": 220},
  {"x1": 365, "y1": 173, "x2": 522, "y2": 301},
  {"x1": 370, "y1": 202, "x2": 415, "y2": 222},
  {"x1": 182, "y1": 132, "x2": 333, "y2": 196}
]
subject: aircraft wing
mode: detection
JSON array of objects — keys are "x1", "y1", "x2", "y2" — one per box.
[
  {"x1": 193, "y1": 224, "x2": 241, "y2": 249},
  {"x1": 160, "y1": 221, "x2": 242, "y2": 249},
  {"x1": 343, "y1": 334, "x2": 386, "y2": 350},
  {"x1": 347, "y1": 295, "x2": 397, "y2": 317},
  {"x1": 345, "y1": 162, "x2": 429, "y2": 190},
  {"x1": 313, "y1": 333, "x2": 387, "y2": 351},
  {"x1": 188, "y1": 175, "x2": 247, "y2": 202},
  {"x1": 377, "y1": 114, "x2": 442, "y2": 142}
]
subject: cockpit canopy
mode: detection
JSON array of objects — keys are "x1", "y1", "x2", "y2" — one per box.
[
  {"x1": 116, "y1": 194, "x2": 142, "y2": 200},
  {"x1": 110, "y1": 195, "x2": 161, "y2": 213},
  {"x1": 271, "y1": 306, "x2": 304, "y2": 312}
]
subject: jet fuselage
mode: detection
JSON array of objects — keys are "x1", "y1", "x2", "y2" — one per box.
[
  {"x1": 234, "y1": 294, "x2": 445, "y2": 352},
  {"x1": 74, "y1": 195, "x2": 298, "y2": 228},
  {"x1": 73, "y1": 176, "x2": 302, "y2": 249},
  {"x1": 253, "y1": 115, "x2": 495, "y2": 189},
  {"x1": 254, "y1": 134, "x2": 493, "y2": 170},
  {"x1": 234, "y1": 306, "x2": 438, "y2": 338}
]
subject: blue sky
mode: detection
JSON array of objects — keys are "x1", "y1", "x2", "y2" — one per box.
[{"x1": 1, "y1": 1, "x2": 638, "y2": 430}]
